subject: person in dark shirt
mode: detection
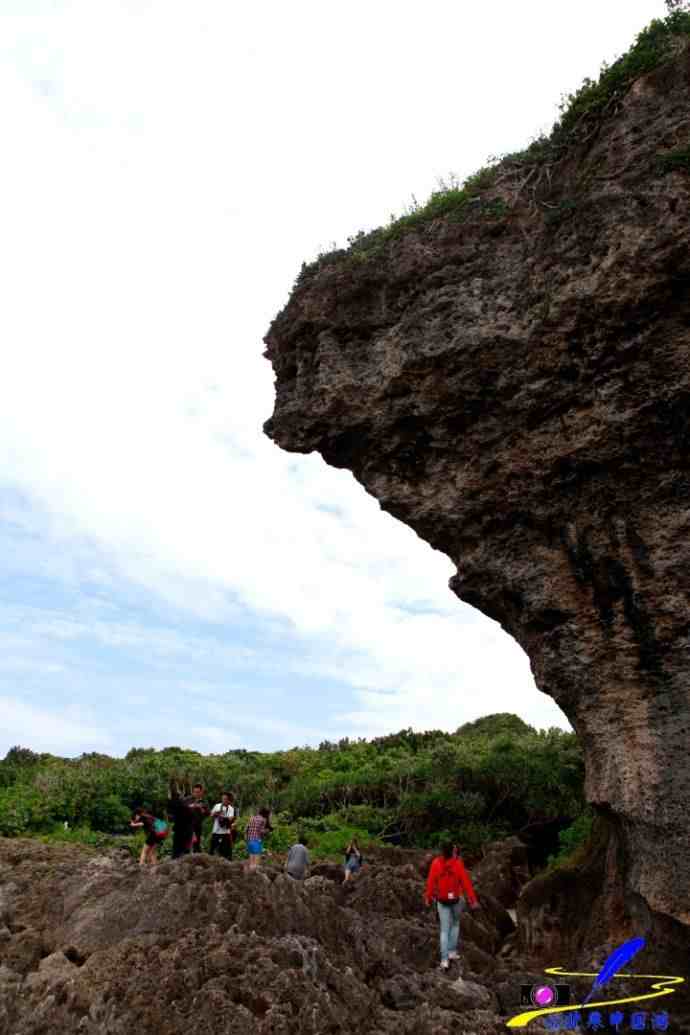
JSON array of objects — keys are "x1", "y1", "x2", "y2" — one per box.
[
  {"x1": 168, "y1": 781, "x2": 192, "y2": 858},
  {"x1": 186, "y1": 783, "x2": 210, "y2": 853},
  {"x1": 130, "y1": 807, "x2": 158, "y2": 867},
  {"x1": 168, "y1": 780, "x2": 209, "y2": 858}
]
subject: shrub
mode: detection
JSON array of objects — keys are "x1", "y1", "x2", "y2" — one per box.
[
  {"x1": 554, "y1": 9, "x2": 690, "y2": 141},
  {"x1": 0, "y1": 717, "x2": 584, "y2": 870},
  {"x1": 546, "y1": 809, "x2": 594, "y2": 869},
  {"x1": 89, "y1": 794, "x2": 132, "y2": 833},
  {"x1": 307, "y1": 826, "x2": 376, "y2": 859},
  {"x1": 295, "y1": 8, "x2": 690, "y2": 281}
]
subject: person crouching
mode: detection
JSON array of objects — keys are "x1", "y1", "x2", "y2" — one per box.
[{"x1": 285, "y1": 834, "x2": 310, "y2": 880}]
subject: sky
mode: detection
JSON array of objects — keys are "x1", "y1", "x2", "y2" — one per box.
[{"x1": 0, "y1": 0, "x2": 668, "y2": 757}]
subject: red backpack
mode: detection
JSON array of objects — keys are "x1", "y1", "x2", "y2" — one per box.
[{"x1": 436, "y1": 860, "x2": 463, "y2": 904}]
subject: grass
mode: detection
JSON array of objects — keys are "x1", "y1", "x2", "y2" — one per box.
[
  {"x1": 299, "y1": 181, "x2": 508, "y2": 282},
  {"x1": 33, "y1": 824, "x2": 140, "y2": 856},
  {"x1": 346, "y1": 175, "x2": 504, "y2": 255},
  {"x1": 297, "y1": 9, "x2": 690, "y2": 282}
]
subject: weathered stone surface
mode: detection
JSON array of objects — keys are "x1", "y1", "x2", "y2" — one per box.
[
  {"x1": 0, "y1": 838, "x2": 517, "y2": 1034},
  {"x1": 478, "y1": 892, "x2": 517, "y2": 942},
  {"x1": 309, "y1": 861, "x2": 344, "y2": 882},
  {"x1": 263, "y1": 43, "x2": 690, "y2": 939},
  {"x1": 472, "y1": 838, "x2": 531, "y2": 908}
]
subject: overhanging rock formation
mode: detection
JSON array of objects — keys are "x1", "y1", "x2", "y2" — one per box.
[{"x1": 264, "y1": 39, "x2": 690, "y2": 936}]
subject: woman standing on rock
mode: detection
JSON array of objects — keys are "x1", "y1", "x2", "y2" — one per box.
[
  {"x1": 130, "y1": 806, "x2": 159, "y2": 867},
  {"x1": 244, "y1": 807, "x2": 273, "y2": 872},
  {"x1": 343, "y1": 838, "x2": 363, "y2": 883},
  {"x1": 425, "y1": 841, "x2": 480, "y2": 971}
]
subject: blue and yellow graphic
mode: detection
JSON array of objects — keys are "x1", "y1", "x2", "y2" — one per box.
[{"x1": 507, "y1": 966, "x2": 684, "y2": 1028}]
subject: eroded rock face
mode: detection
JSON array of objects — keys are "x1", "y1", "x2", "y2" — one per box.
[
  {"x1": 0, "y1": 838, "x2": 524, "y2": 1034},
  {"x1": 264, "y1": 46, "x2": 690, "y2": 934}
]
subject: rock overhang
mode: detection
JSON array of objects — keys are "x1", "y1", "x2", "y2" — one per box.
[{"x1": 263, "y1": 37, "x2": 690, "y2": 931}]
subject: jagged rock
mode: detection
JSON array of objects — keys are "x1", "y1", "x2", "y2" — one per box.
[
  {"x1": 0, "y1": 838, "x2": 511, "y2": 1034},
  {"x1": 480, "y1": 893, "x2": 516, "y2": 941},
  {"x1": 263, "y1": 39, "x2": 690, "y2": 945},
  {"x1": 497, "y1": 931, "x2": 518, "y2": 958},
  {"x1": 309, "y1": 862, "x2": 344, "y2": 882},
  {"x1": 473, "y1": 838, "x2": 530, "y2": 907},
  {"x1": 464, "y1": 940, "x2": 496, "y2": 977},
  {"x1": 379, "y1": 974, "x2": 420, "y2": 1010},
  {"x1": 24, "y1": 950, "x2": 80, "y2": 993},
  {"x1": 449, "y1": 976, "x2": 494, "y2": 1008},
  {"x1": 302, "y1": 874, "x2": 332, "y2": 892},
  {"x1": 366, "y1": 846, "x2": 437, "y2": 872},
  {"x1": 515, "y1": 812, "x2": 628, "y2": 963}
]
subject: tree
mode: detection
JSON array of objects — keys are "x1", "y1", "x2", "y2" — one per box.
[{"x1": 456, "y1": 713, "x2": 533, "y2": 738}]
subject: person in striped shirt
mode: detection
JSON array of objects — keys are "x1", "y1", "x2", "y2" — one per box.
[{"x1": 245, "y1": 808, "x2": 273, "y2": 871}]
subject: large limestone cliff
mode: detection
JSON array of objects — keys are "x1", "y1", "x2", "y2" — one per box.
[{"x1": 264, "y1": 39, "x2": 690, "y2": 940}]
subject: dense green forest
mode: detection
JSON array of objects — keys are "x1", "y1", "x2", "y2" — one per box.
[{"x1": 0, "y1": 714, "x2": 587, "y2": 865}]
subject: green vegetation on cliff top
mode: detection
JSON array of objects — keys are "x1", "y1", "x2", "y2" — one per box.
[
  {"x1": 0, "y1": 713, "x2": 585, "y2": 863},
  {"x1": 298, "y1": 8, "x2": 690, "y2": 281}
]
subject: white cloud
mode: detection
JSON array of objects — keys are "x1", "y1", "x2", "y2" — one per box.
[
  {"x1": 0, "y1": 0, "x2": 661, "y2": 747},
  {"x1": 0, "y1": 695, "x2": 112, "y2": 754},
  {"x1": 188, "y1": 726, "x2": 243, "y2": 753},
  {"x1": 203, "y1": 705, "x2": 336, "y2": 747},
  {"x1": 0, "y1": 658, "x2": 65, "y2": 675}
]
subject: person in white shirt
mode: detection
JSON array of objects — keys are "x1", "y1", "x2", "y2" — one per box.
[{"x1": 209, "y1": 791, "x2": 236, "y2": 860}]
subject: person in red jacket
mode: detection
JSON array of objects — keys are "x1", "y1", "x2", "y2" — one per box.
[{"x1": 425, "y1": 842, "x2": 480, "y2": 971}]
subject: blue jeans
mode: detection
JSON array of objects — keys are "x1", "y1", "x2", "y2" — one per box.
[{"x1": 437, "y1": 901, "x2": 462, "y2": 961}]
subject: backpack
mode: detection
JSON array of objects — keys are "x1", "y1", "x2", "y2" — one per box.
[
  {"x1": 153, "y1": 818, "x2": 169, "y2": 841},
  {"x1": 436, "y1": 860, "x2": 463, "y2": 904}
]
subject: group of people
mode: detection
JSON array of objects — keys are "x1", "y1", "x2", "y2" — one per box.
[
  {"x1": 131, "y1": 784, "x2": 259, "y2": 869},
  {"x1": 131, "y1": 787, "x2": 479, "y2": 972},
  {"x1": 129, "y1": 785, "x2": 362, "y2": 884}
]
